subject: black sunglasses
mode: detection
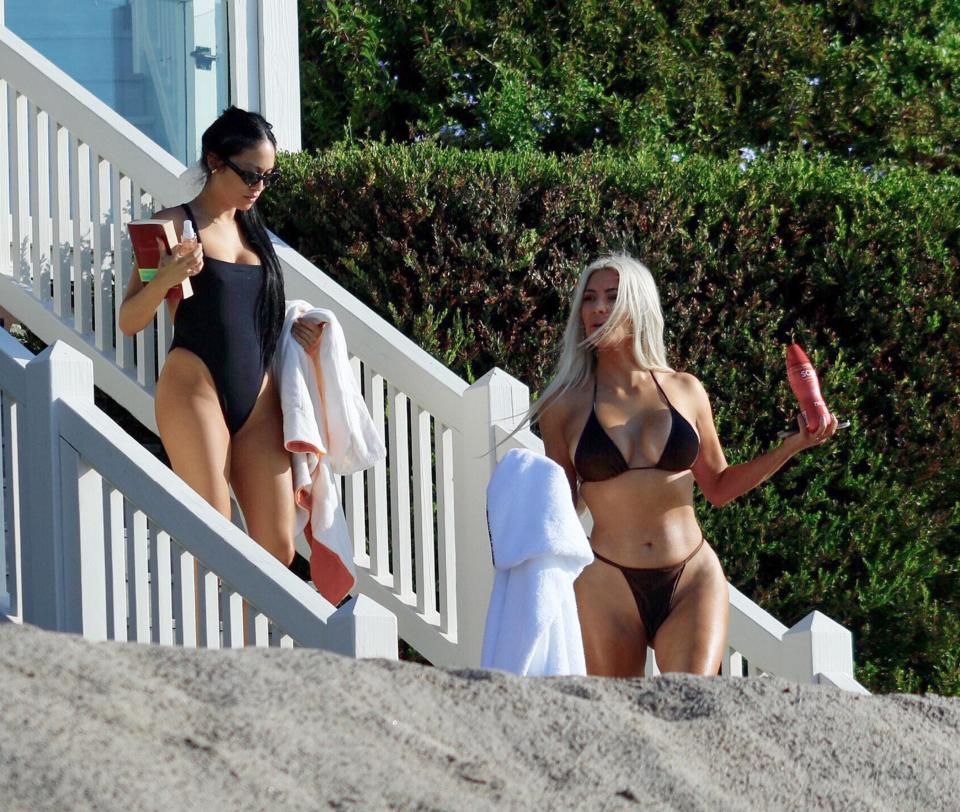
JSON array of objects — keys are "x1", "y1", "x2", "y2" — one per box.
[{"x1": 221, "y1": 157, "x2": 281, "y2": 188}]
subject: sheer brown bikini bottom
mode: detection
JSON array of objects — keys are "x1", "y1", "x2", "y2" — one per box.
[{"x1": 591, "y1": 538, "x2": 706, "y2": 639}]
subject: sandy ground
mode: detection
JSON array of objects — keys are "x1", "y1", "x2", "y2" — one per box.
[{"x1": 1, "y1": 621, "x2": 958, "y2": 811}]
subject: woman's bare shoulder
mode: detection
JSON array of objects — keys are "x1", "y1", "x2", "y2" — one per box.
[
  {"x1": 665, "y1": 370, "x2": 707, "y2": 394},
  {"x1": 537, "y1": 382, "x2": 591, "y2": 433},
  {"x1": 662, "y1": 370, "x2": 711, "y2": 415},
  {"x1": 151, "y1": 206, "x2": 188, "y2": 231}
]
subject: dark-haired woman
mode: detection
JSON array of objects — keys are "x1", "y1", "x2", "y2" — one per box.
[{"x1": 120, "y1": 106, "x2": 319, "y2": 567}]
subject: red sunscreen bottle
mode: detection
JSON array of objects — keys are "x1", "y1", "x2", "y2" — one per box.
[{"x1": 785, "y1": 343, "x2": 831, "y2": 431}]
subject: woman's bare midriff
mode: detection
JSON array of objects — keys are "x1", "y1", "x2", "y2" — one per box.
[{"x1": 582, "y1": 469, "x2": 703, "y2": 568}]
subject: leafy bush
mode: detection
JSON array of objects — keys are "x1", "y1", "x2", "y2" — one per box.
[
  {"x1": 264, "y1": 143, "x2": 960, "y2": 694},
  {"x1": 298, "y1": 0, "x2": 960, "y2": 170}
]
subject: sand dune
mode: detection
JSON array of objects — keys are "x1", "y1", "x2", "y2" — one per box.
[{"x1": 1, "y1": 621, "x2": 957, "y2": 810}]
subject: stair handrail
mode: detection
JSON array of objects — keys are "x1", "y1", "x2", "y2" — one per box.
[{"x1": 1, "y1": 331, "x2": 397, "y2": 655}]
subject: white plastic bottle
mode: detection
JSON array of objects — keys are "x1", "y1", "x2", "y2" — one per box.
[
  {"x1": 169, "y1": 218, "x2": 198, "y2": 300},
  {"x1": 179, "y1": 218, "x2": 198, "y2": 256}
]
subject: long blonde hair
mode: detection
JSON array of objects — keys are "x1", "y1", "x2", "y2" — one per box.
[{"x1": 529, "y1": 254, "x2": 673, "y2": 427}]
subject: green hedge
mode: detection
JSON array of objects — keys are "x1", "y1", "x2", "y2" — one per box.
[
  {"x1": 298, "y1": 0, "x2": 960, "y2": 169},
  {"x1": 264, "y1": 143, "x2": 960, "y2": 694}
]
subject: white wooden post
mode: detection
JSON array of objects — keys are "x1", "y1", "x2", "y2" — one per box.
[
  {"x1": 0, "y1": 328, "x2": 31, "y2": 620},
  {"x1": 227, "y1": 0, "x2": 259, "y2": 111},
  {"x1": 456, "y1": 367, "x2": 530, "y2": 666},
  {"x1": 20, "y1": 341, "x2": 95, "y2": 632},
  {"x1": 321, "y1": 594, "x2": 398, "y2": 659},
  {"x1": 781, "y1": 610, "x2": 855, "y2": 685},
  {"x1": 257, "y1": 0, "x2": 301, "y2": 151}
]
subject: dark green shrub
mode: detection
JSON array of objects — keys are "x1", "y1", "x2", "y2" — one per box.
[
  {"x1": 298, "y1": 0, "x2": 960, "y2": 170},
  {"x1": 264, "y1": 143, "x2": 960, "y2": 694}
]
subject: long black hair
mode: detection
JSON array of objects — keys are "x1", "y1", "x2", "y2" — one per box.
[{"x1": 200, "y1": 106, "x2": 285, "y2": 367}]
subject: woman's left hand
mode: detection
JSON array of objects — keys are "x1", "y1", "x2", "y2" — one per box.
[
  {"x1": 293, "y1": 318, "x2": 324, "y2": 354},
  {"x1": 789, "y1": 412, "x2": 839, "y2": 452}
]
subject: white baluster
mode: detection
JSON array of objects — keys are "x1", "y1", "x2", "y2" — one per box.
[
  {"x1": 10, "y1": 89, "x2": 27, "y2": 284},
  {"x1": 171, "y1": 542, "x2": 197, "y2": 648},
  {"x1": 29, "y1": 103, "x2": 50, "y2": 301},
  {"x1": 221, "y1": 586, "x2": 244, "y2": 648},
  {"x1": 434, "y1": 422, "x2": 456, "y2": 636},
  {"x1": 411, "y1": 404, "x2": 437, "y2": 620},
  {"x1": 103, "y1": 485, "x2": 127, "y2": 640},
  {"x1": 722, "y1": 648, "x2": 744, "y2": 677},
  {"x1": 73, "y1": 138, "x2": 93, "y2": 335},
  {"x1": 387, "y1": 384, "x2": 413, "y2": 601},
  {"x1": 50, "y1": 119, "x2": 70, "y2": 317},
  {"x1": 149, "y1": 523, "x2": 173, "y2": 645},
  {"x1": 644, "y1": 647, "x2": 660, "y2": 677},
  {"x1": 197, "y1": 564, "x2": 220, "y2": 649},
  {"x1": 364, "y1": 367, "x2": 389, "y2": 581},
  {"x1": 125, "y1": 502, "x2": 150, "y2": 642},
  {"x1": 246, "y1": 603, "x2": 269, "y2": 647},
  {"x1": 344, "y1": 356, "x2": 365, "y2": 559},
  {"x1": 67, "y1": 134, "x2": 87, "y2": 334},
  {"x1": 91, "y1": 153, "x2": 111, "y2": 352},
  {"x1": 113, "y1": 168, "x2": 134, "y2": 369}
]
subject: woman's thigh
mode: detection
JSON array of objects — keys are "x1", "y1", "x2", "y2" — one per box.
[
  {"x1": 574, "y1": 558, "x2": 649, "y2": 677},
  {"x1": 155, "y1": 349, "x2": 232, "y2": 517},
  {"x1": 652, "y1": 542, "x2": 729, "y2": 676},
  {"x1": 229, "y1": 372, "x2": 296, "y2": 564}
]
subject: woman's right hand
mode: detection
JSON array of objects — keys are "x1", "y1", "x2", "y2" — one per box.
[{"x1": 154, "y1": 238, "x2": 203, "y2": 291}]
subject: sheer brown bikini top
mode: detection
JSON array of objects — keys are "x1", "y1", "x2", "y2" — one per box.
[{"x1": 574, "y1": 372, "x2": 700, "y2": 482}]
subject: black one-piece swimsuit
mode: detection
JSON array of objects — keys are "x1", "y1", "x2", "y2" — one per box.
[{"x1": 168, "y1": 203, "x2": 267, "y2": 435}]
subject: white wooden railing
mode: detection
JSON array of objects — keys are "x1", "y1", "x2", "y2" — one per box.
[
  {"x1": 0, "y1": 330, "x2": 397, "y2": 656},
  {"x1": 0, "y1": 24, "x2": 868, "y2": 689},
  {"x1": 0, "y1": 25, "x2": 496, "y2": 667}
]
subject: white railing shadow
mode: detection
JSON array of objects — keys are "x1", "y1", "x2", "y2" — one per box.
[{"x1": 1, "y1": 332, "x2": 396, "y2": 657}]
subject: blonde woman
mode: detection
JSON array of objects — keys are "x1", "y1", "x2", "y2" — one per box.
[{"x1": 536, "y1": 255, "x2": 838, "y2": 676}]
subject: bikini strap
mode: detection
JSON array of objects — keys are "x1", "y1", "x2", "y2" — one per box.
[
  {"x1": 650, "y1": 370, "x2": 673, "y2": 410},
  {"x1": 591, "y1": 548, "x2": 623, "y2": 569},
  {"x1": 180, "y1": 203, "x2": 202, "y2": 243}
]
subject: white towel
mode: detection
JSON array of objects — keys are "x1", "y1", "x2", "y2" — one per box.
[
  {"x1": 481, "y1": 448, "x2": 594, "y2": 676},
  {"x1": 273, "y1": 301, "x2": 386, "y2": 604}
]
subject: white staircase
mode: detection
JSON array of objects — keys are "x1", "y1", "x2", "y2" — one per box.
[{"x1": 0, "y1": 24, "x2": 868, "y2": 690}]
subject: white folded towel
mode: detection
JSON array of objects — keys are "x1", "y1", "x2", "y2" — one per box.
[
  {"x1": 481, "y1": 448, "x2": 594, "y2": 676},
  {"x1": 274, "y1": 301, "x2": 386, "y2": 604}
]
